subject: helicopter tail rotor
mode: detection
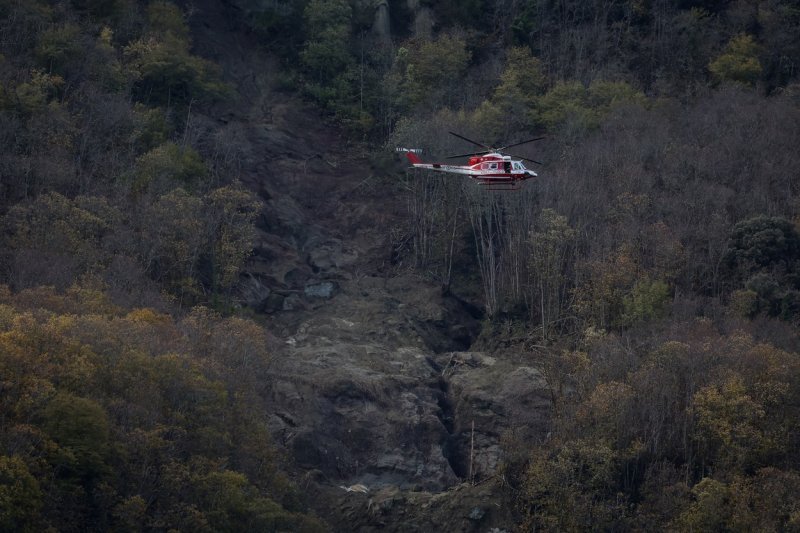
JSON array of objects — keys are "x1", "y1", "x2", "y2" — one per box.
[{"x1": 396, "y1": 147, "x2": 424, "y2": 165}]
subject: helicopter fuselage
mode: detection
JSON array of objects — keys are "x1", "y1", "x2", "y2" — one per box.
[{"x1": 402, "y1": 151, "x2": 537, "y2": 188}]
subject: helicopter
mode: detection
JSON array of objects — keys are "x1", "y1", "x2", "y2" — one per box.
[{"x1": 397, "y1": 131, "x2": 543, "y2": 190}]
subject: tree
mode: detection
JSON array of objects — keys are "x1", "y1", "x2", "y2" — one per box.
[
  {"x1": 40, "y1": 392, "x2": 112, "y2": 492},
  {"x1": 0, "y1": 455, "x2": 42, "y2": 532},
  {"x1": 133, "y1": 142, "x2": 207, "y2": 193},
  {"x1": 725, "y1": 215, "x2": 800, "y2": 277},
  {"x1": 693, "y1": 375, "x2": 766, "y2": 472},
  {"x1": 473, "y1": 46, "x2": 546, "y2": 138},
  {"x1": 573, "y1": 245, "x2": 639, "y2": 329},
  {"x1": 709, "y1": 34, "x2": 762, "y2": 86},
  {"x1": 725, "y1": 215, "x2": 800, "y2": 320},
  {"x1": 390, "y1": 34, "x2": 471, "y2": 112},
  {"x1": 301, "y1": 0, "x2": 353, "y2": 84},
  {"x1": 12, "y1": 69, "x2": 65, "y2": 115},
  {"x1": 2, "y1": 193, "x2": 117, "y2": 288},
  {"x1": 525, "y1": 208, "x2": 576, "y2": 337},
  {"x1": 465, "y1": 190, "x2": 504, "y2": 317},
  {"x1": 194, "y1": 470, "x2": 289, "y2": 532},
  {"x1": 35, "y1": 23, "x2": 83, "y2": 75},
  {"x1": 300, "y1": 0, "x2": 355, "y2": 110},
  {"x1": 131, "y1": 104, "x2": 172, "y2": 151},
  {"x1": 576, "y1": 381, "x2": 635, "y2": 444},
  {"x1": 240, "y1": 0, "x2": 309, "y2": 56},
  {"x1": 205, "y1": 186, "x2": 261, "y2": 297},
  {"x1": 138, "y1": 188, "x2": 205, "y2": 296},
  {"x1": 536, "y1": 79, "x2": 645, "y2": 134},
  {"x1": 147, "y1": 1, "x2": 190, "y2": 41},
  {"x1": 675, "y1": 477, "x2": 731, "y2": 532},
  {"x1": 124, "y1": 36, "x2": 228, "y2": 106},
  {"x1": 521, "y1": 440, "x2": 624, "y2": 531},
  {"x1": 0, "y1": 287, "x2": 324, "y2": 530},
  {"x1": 123, "y1": 3, "x2": 227, "y2": 106},
  {"x1": 728, "y1": 468, "x2": 800, "y2": 532},
  {"x1": 621, "y1": 277, "x2": 670, "y2": 326}
]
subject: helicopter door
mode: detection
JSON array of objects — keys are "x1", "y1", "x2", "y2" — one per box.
[{"x1": 504, "y1": 161, "x2": 511, "y2": 173}]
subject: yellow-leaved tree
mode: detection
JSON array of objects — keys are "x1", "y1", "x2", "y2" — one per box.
[{"x1": 709, "y1": 34, "x2": 762, "y2": 86}]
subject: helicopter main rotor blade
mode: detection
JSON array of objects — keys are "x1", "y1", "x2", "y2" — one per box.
[
  {"x1": 508, "y1": 152, "x2": 543, "y2": 165},
  {"x1": 448, "y1": 131, "x2": 491, "y2": 150},
  {"x1": 499, "y1": 136, "x2": 546, "y2": 151},
  {"x1": 446, "y1": 150, "x2": 491, "y2": 159}
]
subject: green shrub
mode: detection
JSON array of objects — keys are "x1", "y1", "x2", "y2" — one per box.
[
  {"x1": 709, "y1": 34, "x2": 762, "y2": 86},
  {"x1": 131, "y1": 104, "x2": 172, "y2": 151},
  {"x1": 536, "y1": 79, "x2": 645, "y2": 133},
  {"x1": 40, "y1": 392, "x2": 112, "y2": 481},
  {"x1": 133, "y1": 142, "x2": 207, "y2": 192},
  {"x1": 124, "y1": 35, "x2": 228, "y2": 105},
  {"x1": 726, "y1": 216, "x2": 800, "y2": 276},
  {"x1": 0, "y1": 456, "x2": 42, "y2": 532},
  {"x1": 14, "y1": 70, "x2": 64, "y2": 114},
  {"x1": 300, "y1": 0, "x2": 353, "y2": 83},
  {"x1": 35, "y1": 23, "x2": 83, "y2": 74},
  {"x1": 730, "y1": 289, "x2": 759, "y2": 318},
  {"x1": 622, "y1": 278, "x2": 671, "y2": 325},
  {"x1": 147, "y1": 0, "x2": 189, "y2": 41},
  {"x1": 123, "y1": 3, "x2": 228, "y2": 106},
  {"x1": 391, "y1": 35, "x2": 471, "y2": 112}
]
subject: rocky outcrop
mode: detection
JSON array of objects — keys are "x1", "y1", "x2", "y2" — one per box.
[
  {"x1": 314, "y1": 478, "x2": 517, "y2": 532},
  {"x1": 263, "y1": 274, "x2": 483, "y2": 493},
  {"x1": 262, "y1": 274, "x2": 552, "y2": 504}
]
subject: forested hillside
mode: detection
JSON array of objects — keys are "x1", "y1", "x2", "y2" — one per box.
[
  {"x1": 1, "y1": 0, "x2": 799, "y2": 531},
  {"x1": 0, "y1": 1, "x2": 320, "y2": 530}
]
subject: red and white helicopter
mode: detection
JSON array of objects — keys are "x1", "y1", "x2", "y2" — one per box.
[{"x1": 398, "y1": 131, "x2": 543, "y2": 190}]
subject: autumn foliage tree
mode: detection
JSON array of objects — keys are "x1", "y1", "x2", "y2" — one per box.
[{"x1": 0, "y1": 286, "x2": 324, "y2": 531}]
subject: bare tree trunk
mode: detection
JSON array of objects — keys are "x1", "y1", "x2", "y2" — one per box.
[{"x1": 467, "y1": 190, "x2": 503, "y2": 317}]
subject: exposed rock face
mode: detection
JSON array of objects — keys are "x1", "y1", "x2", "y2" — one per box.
[
  {"x1": 189, "y1": 1, "x2": 553, "y2": 529},
  {"x1": 265, "y1": 274, "x2": 481, "y2": 492},
  {"x1": 372, "y1": 0, "x2": 391, "y2": 46},
  {"x1": 434, "y1": 353, "x2": 552, "y2": 479},
  {"x1": 412, "y1": 7, "x2": 434, "y2": 39}
]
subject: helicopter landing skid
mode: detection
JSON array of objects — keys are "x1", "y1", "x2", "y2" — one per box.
[{"x1": 480, "y1": 181, "x2": 521, "y2": 191}]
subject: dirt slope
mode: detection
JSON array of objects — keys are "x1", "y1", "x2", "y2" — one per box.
[{"x1": 187, "y1": 3, "x2": 552, "y2": 530}]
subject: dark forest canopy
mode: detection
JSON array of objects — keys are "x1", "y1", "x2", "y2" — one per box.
[
  {"x1": 234, "y1": 0, "x2": 800, "y2": 135},
  {"x1": 0, "y1": 0, "x2": 799, "y2": 531}
]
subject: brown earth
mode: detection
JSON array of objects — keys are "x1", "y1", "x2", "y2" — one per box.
[{"x1": 188, "y1": 2, "x2": 552, "y2": 530}]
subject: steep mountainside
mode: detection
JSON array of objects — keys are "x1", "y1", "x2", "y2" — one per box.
[
  {"x1": 187, "y1": 1, "x2": 552, "y2": 529},
  {"x1": 3, "y1": 0, "x2": 798, "y2": 530}
]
